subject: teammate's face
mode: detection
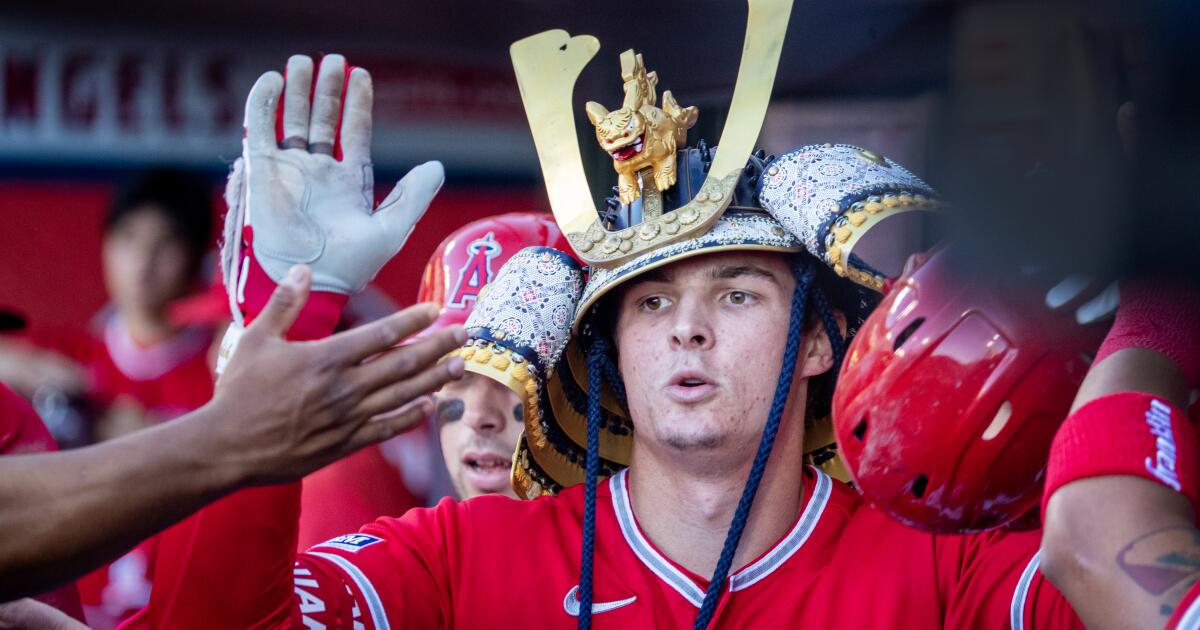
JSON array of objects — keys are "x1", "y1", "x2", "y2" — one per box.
[
  {"x1": 436, "y1": 373, "x2": 523, "y2": 499},
  {"x1": 613, "y1": 251, "x2": 813, "y2": 462},
  {"x1": 103, "y1": 206, "x2": 192, "y2": 321}
]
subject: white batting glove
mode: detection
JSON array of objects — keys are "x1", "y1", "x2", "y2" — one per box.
[{"x1": 218, "y1": 54, "x2": 444, "y2": 372}]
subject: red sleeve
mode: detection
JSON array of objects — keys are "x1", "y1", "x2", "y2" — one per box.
[
  {"x1": 125, "y1": 483, "x2": 301, "y2": 629},
  {"x1": 938, "y1": 529, "x2": 1083, "y2": 629},
  {"x1": 0, "y1": 384, "x2": 86, "y2": 622},
  {"x1": 0, "y1": 382, "x2": 59, "y2": 454},
  {"x1": 296, "y1": 444, "x2": 425, "y2": 552},
  {"x1": 294, "y1": 498, "x2": 460, "y2": 629},
  {"x1": 127, "y1": 485, "x2": 455, "y2": 629}
]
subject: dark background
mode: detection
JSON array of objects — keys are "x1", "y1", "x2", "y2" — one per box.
[{"x1": 0, "y1": 0, "x2": 1193, "y2": 328}]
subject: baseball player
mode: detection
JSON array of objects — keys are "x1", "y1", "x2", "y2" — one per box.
[{"x1": 416, "y1": 213, "x2": 572, "y2": 500}]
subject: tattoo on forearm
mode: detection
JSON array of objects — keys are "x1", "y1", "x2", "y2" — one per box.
[{"x1": 1116, "y1": 526, "x2": 1200, "y2": 616}]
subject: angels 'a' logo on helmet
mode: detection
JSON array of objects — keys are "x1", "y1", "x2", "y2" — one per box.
[{"x1": 448, "y1": 232, "x2": 502, "y2": 308}]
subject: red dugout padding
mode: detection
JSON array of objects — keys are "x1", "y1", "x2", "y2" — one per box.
[
  {"x1": 0, "y1": 182, "x2": 112, "y2": 329},
  {"x1": 0, "y1": 180, "x2": 544, "y2": 329}
]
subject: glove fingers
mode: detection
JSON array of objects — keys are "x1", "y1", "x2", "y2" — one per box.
[
  {"x1": 374, "y1": 160, "x2": 446, "y2": 247},
  {"x1": 1045, "y1": 275, "x2": 1120, "y2": 324},
  {"x1": 1046, "y1": 274, "x2": 1094, "y2": 310},
  {"x1": 1076, "y1": 281, "x2": 1120, "y2": 325},
  {"x1": 339, "y1": 67, "x2": 374, "y2": 164},
  {"x1": 307, "y1": 54, "x2": 346, "y2": 156},
  {"x1": 281, "y1": 55, "x2": 314, "y2": 149},
  {"x1": 244, "y1": 71, "x2": 284, "y2": 152}
]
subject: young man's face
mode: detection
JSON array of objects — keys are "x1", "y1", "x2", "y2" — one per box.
[
  {"x1": 435, "y1": 373, "x2": 524, "y2": 499},
  {"x1": 614, "y1": 251, "x2": 809, "y2": 461},
  {"x1": 102, "y1": 206, "x2": 192, "y2": 321}
]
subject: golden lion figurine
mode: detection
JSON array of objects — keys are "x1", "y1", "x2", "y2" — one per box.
[{"x1": 586, "y1": 51, "x2": 698, "y2": 205}]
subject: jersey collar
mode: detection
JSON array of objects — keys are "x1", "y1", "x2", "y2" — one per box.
[{"x1": 608, "y1": 466, "x2": 834, "y2": 607}]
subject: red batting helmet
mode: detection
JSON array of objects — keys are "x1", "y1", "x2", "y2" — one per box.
[
  {"x1": 832, "y1": 247, "x2": 1104, "y2": 533},
  {"x1": 418, "y1": 212, "x2": 570, "y2": 333}
]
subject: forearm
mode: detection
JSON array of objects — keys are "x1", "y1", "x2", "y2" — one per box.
[
  {"x1": 1042, "y1": 350, "x2": 1200, "y2": 628},
  {"x1": 0, "y1": 403, "x2": 248, "y2": 599},
  {"x1": 1071, "y1": 348, "x2": 1189, "y2": 414},
  {"x1": 1044, "y1": 476, "x2": 1196, "y2": 628},
  {"x1": 0, "y1": 598, "x2": 87, "y2": 629}
]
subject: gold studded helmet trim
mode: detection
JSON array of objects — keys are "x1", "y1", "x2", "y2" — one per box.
[
  {"x1": 575, "y1": 209, "x2": 799, "y2": 327},
  {"x1": 538, "y1": 211, "x2": 826, "y2": 500},
  {"x1": 462, "y1": 210, "x2": 811, "y2": 500},
  {"x1": 759, "y1": 144, "x2": 940, "y2": 291}
]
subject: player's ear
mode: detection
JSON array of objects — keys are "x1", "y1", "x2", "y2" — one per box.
[{"x1": 799, "y1": 310, "x2": 845, "y2": 378}]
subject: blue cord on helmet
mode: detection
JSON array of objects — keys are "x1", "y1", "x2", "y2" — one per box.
[
  {"x1": 602, "y1": 355, "x2": 628, "y2": 411},
  {"x1": 692, "y1": 258, "x2": 816, "y2": 630},
  {"x1": 577, "y1": 256, "x2": 821, "y2": 629},
  {"x1": 810, "y1": 282, "x2": 846, "y2": 374},
  {"x1": 578, "y1": 333, "x2": 609, "y2": 630}
]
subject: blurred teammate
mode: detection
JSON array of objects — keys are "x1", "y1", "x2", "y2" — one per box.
[
  {"x1": 0, "y1": 269, "x2": 465, "y2": 601},
  {"x1": 299, "y1": 213, "x2": 567, "y2": 548},
  {"x1": 417, "y1": 213, "x2": 569, "y2": 500},
  {"x1": 92, "y1": 170, "x2": 215, "y2": 429},
  {"x1": 0, "y1": 170, "x2": 217, "y2": 627},
  {"x1": 0, "y1": 170, "x2": 216, "y2": 439},
  {"x1": 0, "y1": 310, "x2": 84, "y2": 623}
]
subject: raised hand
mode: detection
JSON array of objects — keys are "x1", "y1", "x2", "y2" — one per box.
[{"x1": 220, "y1": 54, "x2": 445, "y2": 360}]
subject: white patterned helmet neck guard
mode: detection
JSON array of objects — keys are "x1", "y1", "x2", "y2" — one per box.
[{"x1": 461, "y1": 2, "x2": 940, "y2": 627}]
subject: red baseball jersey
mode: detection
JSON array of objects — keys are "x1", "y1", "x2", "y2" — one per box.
[
  {"x1": 18, "y1": 315, "x2": 215, "y2": 422},
  {"x1": 0, "y1": 383, "x2": 59, "y2": 454},
  {"x1": 126, "y1": 467, "x2": 1081, "y2": 629},
  {"x1": 0, "y1": 384, "x2": 85, "y2": 622},
  {"x1": 297, "y1": 429, "x2": 434, "y2": 552},
  {"x1": 86, "y1": 316, "x2": 215, "y2": 420}
]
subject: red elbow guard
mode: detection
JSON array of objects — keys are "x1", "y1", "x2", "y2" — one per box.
[{"x1": 1044, "y1": 392, "x2": 1199, "y2": 515}]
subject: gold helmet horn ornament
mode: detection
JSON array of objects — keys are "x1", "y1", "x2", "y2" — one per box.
[
  {"x1": 471, "y1": 0, "x2": 941, "y2": 498},
  {"x1": 585, "y1": 51, "x2": 698, "y2": 208},
  {"x1": 510, "y1": 0, "x2": 794, "y2": 268}
]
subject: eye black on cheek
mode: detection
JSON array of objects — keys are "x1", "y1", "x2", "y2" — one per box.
[
  {"x1": 512, "y1": 403, "x2": 524, "y2": 423},
  {"x1": 437, "y1": 399, "x2": 465, "y2": 424}
]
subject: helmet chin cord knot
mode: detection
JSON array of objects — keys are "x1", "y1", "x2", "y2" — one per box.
[{"x1": 577, "y1": 333, "x2": 610, "y2": 630}]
